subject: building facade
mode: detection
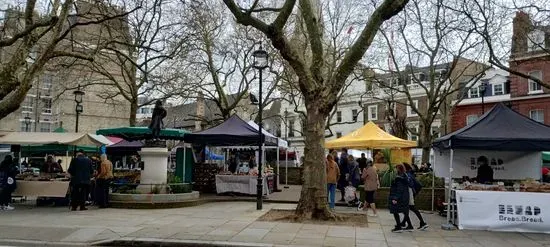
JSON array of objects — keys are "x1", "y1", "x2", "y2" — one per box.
[
  {"x1": 451, "y1": 12, "x2": 550, "y2": 131},
  {"x1": 0, "y1": 2, "x2": 132, "y2": 133}
]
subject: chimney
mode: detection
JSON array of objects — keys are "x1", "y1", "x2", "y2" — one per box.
[
  {"x1": 511, "y1": 11, "x2": 533, "y2": 55},
  {"x1": 195, "y1": 92, "x2": 205, "y2": 131}
]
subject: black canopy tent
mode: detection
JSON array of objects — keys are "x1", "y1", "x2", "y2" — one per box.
[
  {"x1": 433, "y1": 103, "x2": 550, "y2": 151},
  {"x1": 433, "y1": 103, "x2": 550, "y2": 229},
  {"x1": 184, "y1": 115, "x2": 278, "y2": 146}
]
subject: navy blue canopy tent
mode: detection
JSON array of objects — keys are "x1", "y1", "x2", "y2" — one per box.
[
  {"x1": 433, "y1": 103, "x2": 550, "y2": 151},
  {"x1": 184, "y1": 115, "x2": 278, "y2": 146}
]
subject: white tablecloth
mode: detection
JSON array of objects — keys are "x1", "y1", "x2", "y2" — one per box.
[
  {"x1": 215, "y1": 175, "x2": 269, "y2": 195},
  {"x1": 13, "y1": 181, "x2": 70, "y2": 197}
]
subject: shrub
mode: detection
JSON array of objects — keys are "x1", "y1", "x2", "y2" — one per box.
[{"x1": 416, "y1": 172, "x2": 445, "y2": 188}]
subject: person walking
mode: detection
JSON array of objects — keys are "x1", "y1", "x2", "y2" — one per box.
[
  {"x1": 337, "y1": 148, "x2": 349, "y2": 202},
  {"x1": 68, "y1": 150, "x2": 93, "y2": 211},
  {"x1": 359, "y1": 160, "x2": 379, "y2": 217},
  {"x1": 0, "y1": 156, "x2": 17, "y2": 210},
  {"x1": 95, "y1": 154, "x2": 113, "y2": 208},
  {"x1": 389, "y1": 164, "x2": 413, "y2": 233},
  {"x1": 326, "y1": 154, "x2": 340, "y2": 210},
  {"x1": 402, "y1": 163, "x2": 429, "y2": 230},
  {"x1": 347, "y1": 155, "x2": 361, "y2": 205}
]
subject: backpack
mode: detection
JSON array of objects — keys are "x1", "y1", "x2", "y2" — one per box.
[{"x1": 406, "y1": 173, "x2": 422, "y2": 196}]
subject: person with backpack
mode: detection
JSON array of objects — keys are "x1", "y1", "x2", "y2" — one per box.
[
  {"x1": 0, "y1": 155, "x2": 17, "y2": 210},
  {"x1": 402, "y1": 163, "x2": 429, "y2": 230},
  {"x1": 389, "y1": 164, "x2": 413, "y2": 233}
]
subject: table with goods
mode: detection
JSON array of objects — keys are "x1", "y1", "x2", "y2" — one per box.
[
  {"x1": 215, "y1": 165, "x2": 275, "y2": 195},
  {"x1": 452, "y1": 179, "x2": 550, "y2": 233},
  {"x1": 14, "y1": 172, "x2": 70, "y2": 198}
]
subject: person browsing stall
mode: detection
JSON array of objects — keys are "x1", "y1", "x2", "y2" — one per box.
[{"x1": 476, "y1": 156, "x2": 493, "y2": 184}]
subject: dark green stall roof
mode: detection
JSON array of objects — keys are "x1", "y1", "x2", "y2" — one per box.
[{"x1": 96, "y1": 127, "x2": 189, "y2": 141}]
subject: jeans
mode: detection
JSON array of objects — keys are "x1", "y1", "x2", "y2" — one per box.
[
  {"x1": 95, "y1": 179, "x2": 111, "y2": 208},
  {"x1": 327, "y1": 183, "x2": 336, "y2": 209},
  {"x1": 70, "y1": 183, "x2": 89, "y2": 209}
]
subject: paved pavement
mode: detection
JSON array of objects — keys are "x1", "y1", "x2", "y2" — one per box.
[{"x1": 0, "y1": 201, "x2": 549, "y2": 247}]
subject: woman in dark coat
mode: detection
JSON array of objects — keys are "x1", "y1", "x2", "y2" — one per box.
[{"x1": 389, "y1": 164, "x2": 412, "y2": 232}]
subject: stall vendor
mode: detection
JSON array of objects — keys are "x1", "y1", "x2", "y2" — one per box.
[{"x1": 476, "y1": 156, "x2": 493, "y2": 184}]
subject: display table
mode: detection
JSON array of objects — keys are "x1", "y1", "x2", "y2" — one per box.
[
  {"x1": 456, "y1": 190, "x2": 550, "y2": 233},
  {"x1": 13, "y1": 181, "x2": 70, "y2": 198},
  {"x1": 215, "y1": 175, "x2": 270, "y2": 195}
]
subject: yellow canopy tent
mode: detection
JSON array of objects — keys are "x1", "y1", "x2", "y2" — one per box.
[{"x1": 325, "y1": 122, "x2": 417, "y2": 149}]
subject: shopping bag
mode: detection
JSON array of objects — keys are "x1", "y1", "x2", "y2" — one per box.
[{"x1": 344, "y1": 186, "x2": 356, "y2": 203}]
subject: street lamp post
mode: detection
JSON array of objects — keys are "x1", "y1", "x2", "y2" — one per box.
[
  {"x1": 284, "y1": 109, "x2": 289, "y2": 189},
  {"x1": 480, "y1": 83, "x2": 487, "y2": 114},
  {"x1": 73, "y1": 85, "x2": 85, "y2": 133},
  {"x1": 24, "y1": 113, "x2": 31, "y2": 132},
  {"x1": 252, "y1": 44, "x2": 269, "y2": 210}
]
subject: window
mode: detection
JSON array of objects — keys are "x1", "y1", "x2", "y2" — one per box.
[
  {"x1": 409, "y1": 126, "x2": 418, "y2": 141},
  {"x1": 530, "y1": 110, "x2": 544, "y2": 123},
  {"x1": 288, "y1": 120, "x2": 295, "y2": 137},
  {"x1": 407, "y1": 100, "x2": 419, "y2": 117},
  {"x1": 493, "y1": 84, "x2": 504, "y2": 95},
  {"x1": 41, "y1": 98, "x2": 52, "y2": 114},
  {"x1": 431, "y1": 126, "x2": 440, "y2": 138},
  {"x1": 336, "y1": 132, "x2": 342, "y2": 138},
  {"x1": 336, "y1": 111, "x2": 342, "y2": 123},
  {"x1": 469, "y1": 87, "x2": 479, "y2": 98},
  {"x1": 42, "y1": 75, "x2": 53, "y2": 90},
  {"x1": 528, "y1": 30, "x2": 545, "y2": 52},
  {"x1": 22, "y1": 96, "x2": 34, "y2": 112},
  {"x1": 367, "y1": 105, "x2": 377, "y2": 121},
  {"x1": 528, "y1": 71, "x2": 543, "y2": 93},
  {"x1": 352, "y1": 109, "x2": 358, "y2": 122},
  {"x1": 40, "y1": 122, "x2": 51, "y2": 132},
  {"x1": 466, "y1": 115, "x2": 479, "y2": 125}
]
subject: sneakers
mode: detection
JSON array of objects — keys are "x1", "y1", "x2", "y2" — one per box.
[
  {"x1": 404, "y1": 225, "x2": 414, "y2": 232},
  {"x1": 391, "y1": 226, "x2": 403, "y2": 233},
  {"x1": 357, "y1": 202, "x2": 364, "y2": 211},
  {"x1": 418, "y1": 222, "x2": 429, "y2": 230},
  {"x1": 368, "y1": 213, "x2": 378, "y2": 217},
  {"x1": 1, "y1": 205, "x2": 14, "y2": 211}
]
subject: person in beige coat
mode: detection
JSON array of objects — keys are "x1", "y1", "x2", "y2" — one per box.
[
  {"x1": 326, "y1": 154, "x2": 340, "y2": 210},
  {"x1": 95, "y1": 154, "x2": 113, "y2": 208},
  {"x1": 359, "y1": 160, "x2": 379, "y2": 216}
]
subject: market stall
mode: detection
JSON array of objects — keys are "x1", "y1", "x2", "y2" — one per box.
[
  {"x1": 184, "y1": 115, "x2": 278, "y2": 195},
  {"x1": 0, "y1": 132, "x2": 111, "y2": 198},
  {"x1": 433, "y1": 103, "x2": 550, "y2": 233}
]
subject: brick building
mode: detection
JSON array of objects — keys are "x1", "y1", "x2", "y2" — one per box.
[{"x1": 451, "y1": 12, "x2": 550, "y2": 131}]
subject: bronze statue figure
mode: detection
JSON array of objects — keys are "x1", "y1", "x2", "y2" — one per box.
[{"x1": 149, "y1": 100, "x2": 167, "y2": 139}]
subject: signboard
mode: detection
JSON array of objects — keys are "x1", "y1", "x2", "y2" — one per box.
[
  {"x1": 456, "y1": 190, "x2": 550, "y2": 233},
  {"x1": 434, "y1": 150, "x2": 541, "y2": 180}
]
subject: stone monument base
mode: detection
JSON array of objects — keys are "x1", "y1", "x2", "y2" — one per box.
[{"x1": 137, "y1": 147, "x2": 169, "y2": 193}]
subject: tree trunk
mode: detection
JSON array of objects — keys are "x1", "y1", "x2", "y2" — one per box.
[
  {"x1": 418, "y1": 124, "x2": 431, "y2": 164},
  {"x1": 0, "y1": 83, "x2": 32, "y2": 120},
  {"x1": 295, "y1": 100, "x2": 334, "y2": 220},
  {"x1": 129, "y1": 99, "x2": 138, "y2": 127}
]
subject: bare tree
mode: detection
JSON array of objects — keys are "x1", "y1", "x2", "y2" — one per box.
[
  {"x1": 62, "y1": 0, "x2": 190, "y2": 126},
  {"x1": 0, "y1": 0, "x2": 135, "y2": 120},
  {"x1": 223, "y1": 0, "x2": 408, "y2": 219},
  {"x1": 368, "y1": 0, "x2": 488, "y2": 163}
]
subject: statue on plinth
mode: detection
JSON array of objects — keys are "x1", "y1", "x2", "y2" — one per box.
[{"x1": 147, "y1": 100, "x2": 167, "y2": 147}]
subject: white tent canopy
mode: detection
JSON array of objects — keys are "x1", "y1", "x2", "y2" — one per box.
[
  {"x1": 246, "y1": 121, "x2": 288, "y2": 148},
  {"x1": 0, "y1": 132, "x2": 111, "y2": 146}
]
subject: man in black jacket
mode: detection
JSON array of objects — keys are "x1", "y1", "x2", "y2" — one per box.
[{"x1": 68, "y1": 150, "x2": 93, "y2": 211}]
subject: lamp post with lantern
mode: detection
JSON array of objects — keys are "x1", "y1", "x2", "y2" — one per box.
[
  {"x1": 252, "y1": 44, "x2": 268, "y2": 210},
  {"x1": 73, "y1": 84, "x2": 85, "y2": 133}
]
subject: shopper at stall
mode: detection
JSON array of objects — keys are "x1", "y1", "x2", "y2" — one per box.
[
  {"x1": 0, "y1": 155, "x2": 17, "y2": 210},
  {"x1": 42, "y1": 156, "x2": 56, "y2": 173},
  {"x1": 357, "y1": 153, "x2": 368, "y2": 171},
  {"x1": 228, "y1": 154, "x2": 238, "y2": 174},
  {"x1": 418, "y1": 162, "x2": 433, "y2": 173},
  {"x1": 68, "y1": 150, "x2": 93, "y2": 211},
  {"x1": 389, "y1": 164, "x2": 413, "y2": 233},
  {"x1": 476, "y1": 156, "x2": 494, "y2": 184},
  {"x1": 326, "y1": 154, "x2": 340, "y2": 210},
  {"x1": 56, "y1": 159, "x2": 64, "y2": 173},
  {"x1": 337, "y1": 148, "x2": 349, "y2": 202},
  {"x1": 359, "y1": 160, "x2": 379, "y2": 217},
  {"x1": 95, "y1": 154, "x2": 113, "y2": 208},
  {"x1": 401, "y1": 163, "x2": 428, "y2": 230}
]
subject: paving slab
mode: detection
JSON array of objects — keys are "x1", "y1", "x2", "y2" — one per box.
[{"x1": 323, "y1": 236, "x2": 355, "y2": 247}]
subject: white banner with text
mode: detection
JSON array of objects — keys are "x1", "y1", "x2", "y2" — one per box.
[
  {"x1": 456, "y1": 190, "x2": 550, "y2": 233},
  {"x1": 434, "y1": 150, "x2": 541, "y2": 179}
]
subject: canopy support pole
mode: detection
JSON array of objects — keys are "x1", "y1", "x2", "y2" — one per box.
[
  {"x1": 276, "y1": 146, "x2": 280, "y2": 189},
  {"x1": 442, "y1": 143, "x2": 455, "y2": 230},
  {"x1": 431, "y1": 150, "x2": 436, "y2": 212},
  {"x1": 182, "y1": 146, "x2": 186, "y2": 181},
  {"x1": 284, "y1": 148, "x2": 289, "y2": 188}
]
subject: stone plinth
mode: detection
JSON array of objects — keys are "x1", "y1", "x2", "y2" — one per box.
[{"x1": 138, "y1": 147, "x2": 169, "y2": 192}]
